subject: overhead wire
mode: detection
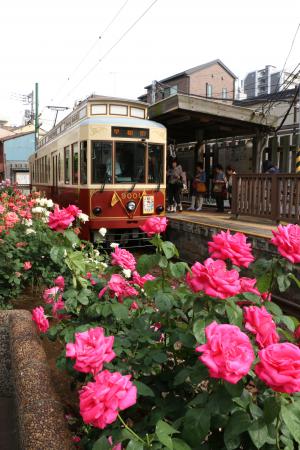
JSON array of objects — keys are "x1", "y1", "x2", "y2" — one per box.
[
  {"x1": 49, "y1": 0, "x2": 129, "y2": 104},
  {"x1": 60, "y1": 0, "x2": 159, "y2": 103}
]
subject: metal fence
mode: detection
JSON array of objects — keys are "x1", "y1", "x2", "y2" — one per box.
[{"x1": 232, "y1": 174, "x2": 300, "y2": 223}]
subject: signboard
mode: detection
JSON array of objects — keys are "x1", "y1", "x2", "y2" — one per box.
[
  {"x1": 143, "y1": 195, "x2": 154, "y2": 214},
  {"x1": 111, "y1": 127, "x2": 149, "y2": 139},
  {"x1": 15, "y1": 172, "x2": 30, "y2": 185}
]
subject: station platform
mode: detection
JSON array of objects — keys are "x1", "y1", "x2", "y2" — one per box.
[{"x1": 167, "y1": 209, "x2": 276, "y2": 240}]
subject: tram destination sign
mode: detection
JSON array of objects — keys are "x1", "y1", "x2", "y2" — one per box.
[{"x1": 111, "y1": 126, "x2": 149, "y2": 139}]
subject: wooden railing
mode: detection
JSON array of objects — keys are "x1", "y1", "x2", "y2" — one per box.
[{"x1": 232, "y1": 174, "x2": 300, "y2": 223}]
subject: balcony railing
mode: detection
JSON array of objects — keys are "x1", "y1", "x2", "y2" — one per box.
[{"x1": 232, "y1": 174, "x2": 300, "y2": 223}]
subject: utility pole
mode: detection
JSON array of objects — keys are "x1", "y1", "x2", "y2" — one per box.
[
  {"x1": 46, "y1": 106, "x2": 69, "y2": 128},
  {"x1": 34, "y1": 82, "x2": 39, "y2": 152},
  {"x1": 296, "y1": 84, "x2": 300, "y2": 173}
]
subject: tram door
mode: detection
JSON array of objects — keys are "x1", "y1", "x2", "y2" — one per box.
[{"x1": 52, "y1": 152, "x2": 59, "y2": 202}]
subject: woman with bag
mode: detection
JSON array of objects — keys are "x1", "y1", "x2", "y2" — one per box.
[
  {"x1": 188, "y1": 162, "x2": 206, "y2": 211},
  {"x1": 213, "y1": 164, "x2": 227, "y2": 213},
  {"x1": 167, "y1": 158, "x2": 185, "y2": 212}
]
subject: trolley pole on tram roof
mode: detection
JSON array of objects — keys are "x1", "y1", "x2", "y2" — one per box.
[
  {"x1": 296, "y1": 84, "x2": 300, "y2": 173},
  {"x1": 34, "y1": 82, "x2": 39, "y2": 152}
]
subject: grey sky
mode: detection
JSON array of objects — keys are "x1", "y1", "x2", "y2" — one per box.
[{"x1": 1, "y1": 0, "x2": 299, "y2": 129}]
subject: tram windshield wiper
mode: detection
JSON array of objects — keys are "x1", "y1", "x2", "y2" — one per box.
[
  {"x1": 128, "y1": 167, "x2": 143, "y2": 192},
  {"x1": 156, "y1": 164, "x2": 162, "y2": 192}
]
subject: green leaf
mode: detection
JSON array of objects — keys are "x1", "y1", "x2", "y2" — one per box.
[
  {"x1": 224, "y1": 410, "x2": 252, "y2": 450},
  {"x1": 156, "y1": 420, "x2": 178, "y2": 449},
  {"x1": 172, "y1": 438, "x2": 192, "y2": 450},
  {"x1": 161, "y1": 241, "x2": 178, "y2": 260},
  {"x1": 158, "y1": 256, "x2": 168, "y2": 269},
  {"x1": 281, "y1": 402, "x2": 300, "y2": 444},
  {"x1": 92, "y1": 436, "x2": 110, "y2": 450},
  {"x1": 193, "y1": 319, "x2": 206, "y2": 344},
  {"x1": 225, "y1": 299, "x2": 243, "y2": 327},
  {"x1": 126, "y1": 441, "x2": 144, "y2": 450},
  {"x1": 174, "y1": 368, "x2": 191, "y2": 386},
  {"x1": 256, "y1": 273, "x2": 272, "y2": 293},
  {"x1": 264, "y1": 301, "x2": 282, "y2": 317},
  {"x1": 111, "y1": 303, "x2": 129, "y2": 320},
  {"x1": 136, "y1": 254, "x2": 160, "y2": 275},
  {"x1": 155, "y1": 292, "x2": 173, "y2": 312},
  {"x1": 64, "y1": 229, "x2": 80, "y2": 246},
  {"x1": 134, "y1": 381, "x2": 155, "y2": 397},
  {"x1": 277, "y1": 274, "x2": 291, "y2": 292},
  {"x1": 280, "y1": 315, "x2": 296, "y2": 332},
  {"x1": 50, "y1": 246, "x2": 65, "y2": 264},
  {"x1": 249, "y1": 402, "x2": 263, "y2": 419},
  {"x1": 224, "y1": 380, "x2": 243, "y2": 398},
  {"x1": 169, "y1": 262, "x2": 189, "y2": 278},
  {"x1": 264, "y1": 397, "x2": 280, "y2": 424},
  {"x1": 248, "y1": 418, "x2": 269, "y2": 449},
  {"x1": 183, "y1": 408, "x2": 210, "y2": 447},
  {"x1": 77, "y1": 288, "x2": 90, "y2": 305}
]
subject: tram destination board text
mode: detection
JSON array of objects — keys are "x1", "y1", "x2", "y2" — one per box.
[{"x1": 111, "y1": 127, "x2": 149, "y2": 139}]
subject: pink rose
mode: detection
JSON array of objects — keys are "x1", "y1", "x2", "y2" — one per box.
[
  {"x1": 294, "y1": 325, "x2": 300, "y2": 341},
  {"x1": 79, "y1": 370, "x2": 137, "y2": 429},
  {"x1": 196, "y1": 321, "x2": 254, "y2": 384},
  {"x1": 52, "y1": 298, "x2": 66, "y2": 319},
  {"x1": 72, "y1": 436, "x2": 81, "y2": 443},
  {"x1": 66, "y1": 204, "x2": 82, "y2": 217},
  {"x1": 23, "y1": 261, "x2": 32, "y2": 271},
  {"x1": 99, "y1": 274, "x2": 138, "y2": 301},
  {"x1": 271, "y1": 224, "x2": 300, "y2": 264},
  {"x1": 48, "y1": 207, "x2": 75, "y2": 232},
  {"x1": 43, "y1": 286, "x2": 61, "y2": 304},
  {"x1": 54, "y1": 275, "x2": 65, "y2": 290},
  {"x1": 32, "y1": 306, "x2": 49, "y2": 333},
  {"x1": 66, "y1": 327, "x2": 115, "y2": 375},
  {"x1": 111, "y1": 247, "x2": 136, "y2": 271},
  {"x1": 130, "y1": 301, "x2": 139, "y2": 310},
  {"x1": 255, "y1": 343, "x2": 300, "y2": 393},
  {"x1": 140, "y1": 216, "x2": 168, "y2": 236},
  {"x1": 239, "y1": 277, "x2": 260, "y2": 296},
  {"x1": 244, "y1": 306, "x2": 279, "y2": 348},
  {"x1": 208, "y1": 230, "x2": 254, "y2": 268},
  {"x1": 186, "y1": 258, "x2": 241, "y2": 299},
  {"x1": 132, "y1": 271, "x2": 155, "y2": 287},
  {"x1": 108, "y1": 436, "x2": 122, "y2": 450},
  {"x1": 4, "y1": 211, "x2": 19, "y2": 228}
]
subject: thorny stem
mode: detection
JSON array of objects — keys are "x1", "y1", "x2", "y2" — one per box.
[{"x1": 118, "y1": 414, "x2": 146, "y2": 445}]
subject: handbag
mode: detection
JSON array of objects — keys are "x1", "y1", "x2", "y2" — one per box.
[{"x1": 196, "y1": 182, "x2": 206, "y2": 193}]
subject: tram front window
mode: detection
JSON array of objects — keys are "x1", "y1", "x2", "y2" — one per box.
[
  {"x1": 115, "y1": 142, "x2": 145, "y2": 183},
  {"x1": 148, "y1": 144, "x2": 163, "y2": 183},
  {"x1": 92, "y1": 141, "x2": 112, "y2": 184}
]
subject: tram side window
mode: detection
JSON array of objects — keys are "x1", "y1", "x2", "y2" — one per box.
[
  {"x1": 64, "y1": 146, "x2": 70, "y2": 184},
  {"x1": 58, "y1": 154, "x2": 61, "y2": 182},
  {"x1": 148, "y1": 144, "x2": 163, "y2": 184},
  {"x1": 72, "y1": 143, "x2": 79, "y2": 184},
  {"x1": 115, "y1": 142, "x2": 145, "y2": 183},
  {"x1": 92, "y1": 141, "x2": 112, "y2": 184},
  {"x1": 80, "y1": 141, "x2": 87, "y2": 184}
]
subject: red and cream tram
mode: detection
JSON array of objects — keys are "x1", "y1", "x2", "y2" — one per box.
[{"x1": 29, "y1": 95, "x2": 166, "y2": 242}]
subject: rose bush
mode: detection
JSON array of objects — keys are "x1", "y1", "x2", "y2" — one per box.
[{"x1": 1, "y1": 185, "x2": 300, "y2": 449}]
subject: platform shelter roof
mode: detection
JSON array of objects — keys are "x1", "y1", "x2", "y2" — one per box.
[{"x1": 148, "y1": 94, "x2": 277, "y2": 141}]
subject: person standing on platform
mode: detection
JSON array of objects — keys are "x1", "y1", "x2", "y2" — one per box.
[
  {"x1": 167, "y1": 158, "x2": 185, "y2": 212},
  {"x1": 262, "y1": 160, "x2": 280, "y2": 174},
  {"x1": 213, "y1": 164, "x2": 227, "y2": 213},
  {"x1": 226, "y1": 165, "x2": 236, "y2": 211},
  {"x1": 188, "y1": 162, "x2": 206, "y2": 211}
]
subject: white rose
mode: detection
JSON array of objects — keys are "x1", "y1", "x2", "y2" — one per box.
[
  {"x1": 25, "y1": 228, "x2": 36, "y2": 235},
  {"x1": 32, "y1": 206, "x2": 44, "y2": 214},
  {"x1": 110, "y1": 242, "x2": 119, "y2": 249},
  {"x1": 78, "y1": 212, "x2": 89, "y2": 223},
  {"x1": 123, "y1": 269, "x2": 131, "y2": 279},
  {"x1": 99, "y1": 227, "x2": 107, "y2": 237},
  {"x1": 22, "y1": 218, "x2": 33, "y2": 227},
  {"x1": 93, "y1": 249, "x2": 100, "y2": 257},
  {"x1": 100, "y1": 262, "x2": 108, "y2": 269},
  {"x1": 46, "y1": 199, "x2": 54, "y2": 208}
]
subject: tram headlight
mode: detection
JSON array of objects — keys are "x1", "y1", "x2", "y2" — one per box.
[
  {"x1": 93, "y1": 207, "x2": 102, "y2": 216},
  {"x1": 156, "y1": 205, "x2": 164, "y2": 214},
  {"x1": 126, "y1": 201, "x2": 136, "y2": 212}
]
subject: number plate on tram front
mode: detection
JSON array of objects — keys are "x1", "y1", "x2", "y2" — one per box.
[{"x1": 143, "y1": 196, "x2": 154, "y2": 214}]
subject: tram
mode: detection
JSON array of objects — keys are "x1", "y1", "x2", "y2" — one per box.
[{"x1": 29, "y1": 95, "x2": 166, "y2": 242}]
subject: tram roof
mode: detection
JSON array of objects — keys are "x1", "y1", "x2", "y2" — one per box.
[{"x1": 148, "y1": 94, "x2": 278, "y2": 141}]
